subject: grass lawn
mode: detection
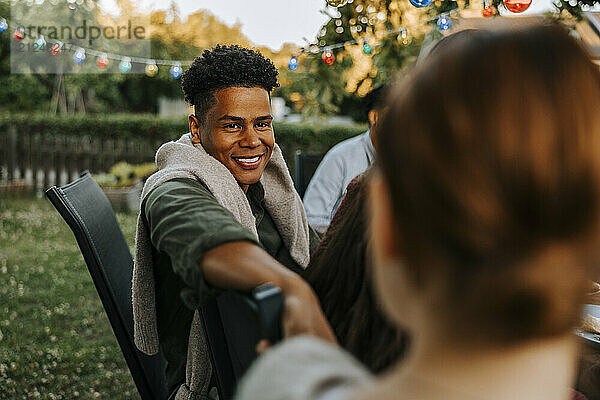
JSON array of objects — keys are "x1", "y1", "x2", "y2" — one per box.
[{"x1": 0, "y1": 195, "x2": 139, "y2": 399}]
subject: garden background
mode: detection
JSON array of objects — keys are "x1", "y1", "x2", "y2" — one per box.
[{"x1": 1, "y1": 0, "x2": 599, "y2": 398}]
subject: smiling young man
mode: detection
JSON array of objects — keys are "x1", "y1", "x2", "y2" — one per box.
[{"x1": 131, "y1": 45, "x2": 333, "y2": 399}]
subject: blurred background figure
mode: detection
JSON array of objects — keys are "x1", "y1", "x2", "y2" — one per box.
[
  {"x1": 302, "y1": 84, "x2": 388, "y2": 235},
  {"x1": 236, "y1": 23, "x2": 600, "y2": 400}
]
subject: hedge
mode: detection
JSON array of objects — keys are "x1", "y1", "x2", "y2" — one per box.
[{"x1": 0, "y1": 113, "x2": 367, "y2": 163}]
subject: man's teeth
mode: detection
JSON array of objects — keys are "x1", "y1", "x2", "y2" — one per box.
[{"x1": 237, "y1": 156, "x2": 260, "y2": 163}]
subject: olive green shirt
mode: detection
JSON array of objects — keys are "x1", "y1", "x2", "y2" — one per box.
[{"x1": 142, "y1": 177, "x2": 319, "y2": 393}]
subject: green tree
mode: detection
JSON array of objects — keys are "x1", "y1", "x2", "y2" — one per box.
[{"x1": 284, "y1": 0, "x2": 598, "y2": 122}]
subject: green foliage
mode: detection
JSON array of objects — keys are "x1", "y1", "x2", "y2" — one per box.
[
  {"x1": 285, "y1": 0, "x2": 596, "y2": 120},
  {"x1": 0, "y1": 113, "x2": 366, "y2": 157},
  {"x1": 0, "y1": 195, "x2": 139, "y2": 399},
  {"x1": 0, "y1": 113, "x2": 187, "y2": 141},
  {"x1": 287, "y1": 0, "x2": 425, "y2": 120},
  {"x1": 94, "y1": 161, "x2": 157, "y2": 187},
  {"x1": 0, "y1": 0, "x2": 199, "y2": 114},
  {"x1": 279, "y1": 56, "x2": 350, "y2": 119},
  {"x1": 372, "y1": 34, "x2": 423, "y2": 86}
]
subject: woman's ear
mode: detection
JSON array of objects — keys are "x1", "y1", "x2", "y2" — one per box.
[{"x1": 189, "y1": 114, "x2": 202, "y2": 144}]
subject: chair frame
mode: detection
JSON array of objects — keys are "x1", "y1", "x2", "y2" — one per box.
[
  {"x1": 47, "y1": 172, "x2": 169, "y2": 400},
  {"x1": 47, "y1": 171, "x2": 283, "y2": 400}
]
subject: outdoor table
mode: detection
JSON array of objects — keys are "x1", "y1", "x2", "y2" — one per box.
[
  {"x1": 581, "y1": 283, "x2": 600, "y2": 348},
  {"x1": 576, "y1": 284, "x2": 600, "y2": 399},
  {"x1": 588, "y1": 291, "x2": 600, "y2": 306}
]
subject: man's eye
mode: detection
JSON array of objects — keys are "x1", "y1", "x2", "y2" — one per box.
[
  {"x1": 256, "y1": 122, "x2": 272, "y2": 129},
  {"x1": 223, "y1": 123, "x2": 241, "y2": 129}
]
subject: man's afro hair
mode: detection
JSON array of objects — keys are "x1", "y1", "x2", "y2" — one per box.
[{"x1": 181, "y1": 45, "x2": 280, "y2": 107}]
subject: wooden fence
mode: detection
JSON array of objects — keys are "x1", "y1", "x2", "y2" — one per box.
[{"x1": 0, "y1": 127, "x2": 162, "y2": 194}]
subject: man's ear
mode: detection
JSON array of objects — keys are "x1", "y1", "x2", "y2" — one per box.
[
  {"x1": 189, "y1": 114, "x2": 202, "y2": 144},
  {"x1": 368, "y1": 109, "x2": 379, "y2": 128},
  {"x1": 369, "y1": 172, "x2": 401, "y2": 261}
]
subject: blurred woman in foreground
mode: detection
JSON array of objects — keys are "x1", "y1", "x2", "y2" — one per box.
[{"x1": 237, "y1": 24, "x2": 600, "y2": 400}]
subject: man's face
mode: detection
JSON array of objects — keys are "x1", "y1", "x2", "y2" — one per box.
[{"x1": 191, "y1": 87, "x2": 275, "y2": 192}]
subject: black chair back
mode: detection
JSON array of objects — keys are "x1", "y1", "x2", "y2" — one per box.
[
  {"x1": 46, "y1": 172, "x2": 283, "y2": 400},
  {"x1": 46, "y1": 172, "x2": 169, "y2": 400},
  {"x1": 294, "y1": 151, "x2": 324, "y2": 198}
]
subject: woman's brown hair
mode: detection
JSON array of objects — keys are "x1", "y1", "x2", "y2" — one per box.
[
  {"x1": 302, "y1": 171, "x2": 408, "y2": 373},
  {"x1": 377, "y1": 23, "x2": 600, "y2": 345}
]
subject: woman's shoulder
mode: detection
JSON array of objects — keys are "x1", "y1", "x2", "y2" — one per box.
[{"x1": 236, "y1": 336, "x2": 372, "y2": 400}]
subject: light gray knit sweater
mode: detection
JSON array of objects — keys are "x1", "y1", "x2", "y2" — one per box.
[
  {"x1": 236, "y1": 336, "x2": 372, "y2": 400},
  {"x1": 132, "y1": 133, "x2": 311, "y2": 399}
]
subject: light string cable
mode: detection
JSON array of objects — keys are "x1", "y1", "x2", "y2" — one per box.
[
  {"x1": 299, "y1": 4, "x2": 469, "y2": 55},
  {"x1": 1, "y1": 4, "x2": 469, "y2": 67}
]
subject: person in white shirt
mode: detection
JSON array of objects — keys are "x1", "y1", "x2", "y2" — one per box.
[{"x1": 302, "y1": 85, "x2": 388, "y2": 234}]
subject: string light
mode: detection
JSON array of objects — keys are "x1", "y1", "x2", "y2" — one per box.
[
  {"x1": 437, "y1": 14, "x2": 452, "y2": 31},
  {"x1": 97, "y1": 53, "x2": 109, "y2": 69},
  {"x1": 50, "y1": 41, "x2": 62, "y2": 56},
  {"x1": 362, "y1": 40, "x2": 373, "y2": 55},
  {"x1": 170, "y1": 62, "x2": 183, "y2": 79},
  {"x1": 482, "y1": 0, "x2": 496, "y2": 17},
  {"x1": 119, "y1": 56, "x2": 132, "y2": 73},
  {"x1": 34, "y1": 35, "x2": 46, "y2": 50},
  {"x1": 322, "y1": 50, "x2": 335, "y2": 65},
  {"x1": 145, "y1": 60, "x2": 158, "y2": 77},
  {"x1": 397, "y1": 28, "x2": 410, "y2": 45},
  {"x1": 409, "y1": 0, "x2": 433, "y2": 8},
  {"x1": 326, "y1": 0, "x2": 348, "y2": 7},
  {"x1": 298, "y1": 5, "x2": 467, "y2": 61},
  {"x1": 13, "y1": 26, "x2": 24, "y2": 40},
  {"x1": 0, "y1": 4, "x2": 468, "y2": 73},
  {"x1": 288, "y1": 56, "x2": 299, "y2": 71},
  {"x1": 504, "y1": 0, "x2": 532, "y2": 13},
  {"x1": 73, "y1": 48, "x2": 85, "y2": 63}
]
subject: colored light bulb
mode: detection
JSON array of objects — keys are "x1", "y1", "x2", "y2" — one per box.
[
  {"x1": 97, "y1": 53, "x2": 109, "y2": 69},
  {"x1": 398, "y1": 28, "x2": 409, "y2": 44},
  {"x1": 145, "y1": 61, "x2": 158, "y2": 77},
  {"x1": 170, "y1": 63, "x2": 183, "y2": 79},
  {"x1": 326, "y1": 0, "x2": 348, "y2": 7},
  {"x1": 409, "y1": 0, "x2": 433, "y2": 8},
  {"x1": 437, "y1": 15, "x2": 451, "y2": 31},
  {"x1": 34, "y1": 35, "x2": 46, "y2": 50},
  {"x1": 73, "y1": 48, "x2": 85, "y2": 63},
  {"x1": 482, "y1": 5, "x2": 496, "y2": 17},
  {"x1": 13, "y1": 26, "x2": 25, "y2": 40},
  {"x1": 503, "y1": 0, "x2": 532, "y2": 13},
  {"x1": 119, "y1": 57, "x2": 132, "y2": 73},
  {"x1": 50, "y1": 41, "x2": 62, "y2": 56},
  {"x1": 288, "y1": 56, "x2": 299, "y2": 71},
  {"x1": 322, "y1": 50, "x2": 335, "y2": 65},
  {"x1": 482, "y1": 0, "x2": 496, "y2": 17},
  {"x1": 0, "y1": 18, "x2": 9, "y2": 33},
  {"x1": 362, "y1": 42, "x2": 373, "y2": 55}
]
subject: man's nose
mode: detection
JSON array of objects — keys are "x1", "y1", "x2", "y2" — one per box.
[{"x1": 239, "y1": 128, "x2": 261, "y2": 148}]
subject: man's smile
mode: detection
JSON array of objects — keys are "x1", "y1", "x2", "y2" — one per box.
[{"x1": 231, "y1": 152, "x2": 267, "y2": 170}]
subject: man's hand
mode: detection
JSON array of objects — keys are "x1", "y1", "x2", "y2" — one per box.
[
  {"x1": 280, "y1": 275, "x2": 337, "y2": 343},
  {"x1": 202, "y1": 241, "x2": 336, "y2": 345},
  {"x1": 256, "y1": 275, "x2": 337, "y2": 354}
]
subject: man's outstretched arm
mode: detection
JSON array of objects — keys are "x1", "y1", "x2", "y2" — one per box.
[
  {"x1": 203, "y1": 241, "x2": 335, "y2": 341},
  {"x1": 144, "y1": 178, "x2": 335, "y2": 342}
]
